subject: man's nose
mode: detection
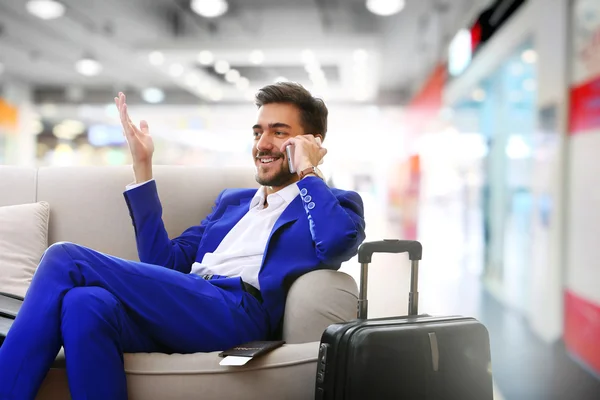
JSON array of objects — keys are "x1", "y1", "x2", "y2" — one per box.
[{"x1": 256, "y1": 134, "x2": 274, "y2": 152}]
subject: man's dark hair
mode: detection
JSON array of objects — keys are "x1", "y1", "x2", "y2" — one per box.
[{"x1": 255, "y1": 82, "x2": 328, "y2": 139}]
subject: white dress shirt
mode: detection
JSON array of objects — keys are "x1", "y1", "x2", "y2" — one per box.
[{"x1": 126, "y1": 180, "x2": 300, "y2": 289}]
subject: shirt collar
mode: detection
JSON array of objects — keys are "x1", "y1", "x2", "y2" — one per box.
[{"x1": 249, "y1": 183, "x2": 300, "y2": 210}]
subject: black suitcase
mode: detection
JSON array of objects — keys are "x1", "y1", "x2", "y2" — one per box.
[{"x1": 315, "y1": 240, "x2": 493, "y2": 400}]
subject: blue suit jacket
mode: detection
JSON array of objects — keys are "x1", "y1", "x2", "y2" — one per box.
[{"x1": 123, "y1": 176, "x2": 366, "y2": 334}]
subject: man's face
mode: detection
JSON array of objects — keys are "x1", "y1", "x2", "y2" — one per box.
[{"x1": 252, "y1": 103, "x2": 305, "y2": 189}]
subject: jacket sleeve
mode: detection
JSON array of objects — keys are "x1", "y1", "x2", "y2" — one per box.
[
  {"x1": 295, "y1": 176, "x2": 366, "y2": 266},
  {"x1": 123, "y1": 180, "x2": 224, "y2": 273}
]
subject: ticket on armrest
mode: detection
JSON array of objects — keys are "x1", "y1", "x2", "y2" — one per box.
[{"x1": 218, "y1": 340, "x2": 285, "y2": 366}]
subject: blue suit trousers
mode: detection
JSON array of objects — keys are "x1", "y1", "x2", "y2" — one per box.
[{"x1": 0, "y1": 242, "x2": 269, "y2": 400}]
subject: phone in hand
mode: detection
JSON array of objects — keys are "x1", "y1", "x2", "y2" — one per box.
[{"x1": 286, "y1": 145, "x2": 296, "y2": 174}]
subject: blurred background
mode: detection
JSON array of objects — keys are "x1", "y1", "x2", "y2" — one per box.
[{"x1": 0, "y1": 0, "x2": 599, "y2": 398}]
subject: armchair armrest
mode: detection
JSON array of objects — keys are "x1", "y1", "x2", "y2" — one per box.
[{"x1": 282, "y1": 270, "x2": 358, "y2": 344}]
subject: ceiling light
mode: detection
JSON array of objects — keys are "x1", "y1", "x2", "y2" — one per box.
[
  {"x1": 26, "y1": 0, "x2": 66, "y2": 20},
  {"x1": 249, "y1": 50, "x2": 265, "y2": 65},
  {"x1": 209, "y1": 88, "x2": 223, "y2": 101},
  {"x1": 225, "y1": 69, "x2": 240, "y2": 83},
  {"x1": 353, "y1": 49, "x2": 369, "y2": 63},
  {"x1": 148, "y1": 51, "x2": 164, "y2": 66},
  {"x1": 185, "y1": 73, "x2": 200, "y2": 86},
  {"x1": 521, "y1": 49, "x2": 537, "y2": 64},
  {"x1": 141, "y1": 88, "x2": 165, "y2": 104},
  {"x1": 366, "y1": 0, "x2": 405, "y2": 16},
  {"x1": 169, "y1": 63, "x2": 184, "y2": 77},
  {"x1": 75, "y1": 57, "x2": 102, "y2": 76},
  {"x1": 214, "y1": 60, "x2": 230, "y2": 74},
  {"x1": 190, "y1": 0, "x2": 228, "y2": 18},
  {"x1": 197, "y1": 50, "x2": 214, "y2": 65},
  {"x1": 236, "y1": 77, "x2": 250, "y2": 90},
  {"x1": 196, "y1": 81, "x2": 212, "y2": 95}
]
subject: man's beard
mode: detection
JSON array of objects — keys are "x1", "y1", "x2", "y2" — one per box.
[
  {"x1": 254, "y1": 151, "x2": 295, "y2": 187},
  {"x1": 255, "y1": 164, "x2": 295, "y2": 187}
]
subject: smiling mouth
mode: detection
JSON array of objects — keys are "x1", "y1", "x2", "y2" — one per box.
[{"x1": 257, "y1": 157, "x2": 280, "y2": 164}]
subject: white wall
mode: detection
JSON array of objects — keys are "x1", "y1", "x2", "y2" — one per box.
[{"x1": 444, "y1": 0, "x2": 570, "y2": 343}]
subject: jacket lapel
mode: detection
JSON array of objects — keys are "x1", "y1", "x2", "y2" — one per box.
[
  {"x1": 261, "y1": 196, "x2": 304, "y2": 264},
  {"x1": 201, "y1": 200, "x2": 252, "y2": 255}
]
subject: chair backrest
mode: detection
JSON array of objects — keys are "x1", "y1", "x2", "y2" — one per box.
[{"x1": 35, "y1": 165, "x2": 257, "y2": 260}]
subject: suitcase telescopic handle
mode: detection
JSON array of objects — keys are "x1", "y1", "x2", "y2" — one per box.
[{"x1": 356, "y1": 240, "x2": 422, "y2": 319}]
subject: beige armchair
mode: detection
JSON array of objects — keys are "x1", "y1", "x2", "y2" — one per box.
[{"x1": 0, "y1": 165, "x2": 358, "y2": 400}]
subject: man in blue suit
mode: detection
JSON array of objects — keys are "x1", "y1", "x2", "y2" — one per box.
[{"x1": 0, "y1": 82, "x2": 366, "y2": 399}]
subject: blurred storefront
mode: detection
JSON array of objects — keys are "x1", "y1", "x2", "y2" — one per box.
[
  {"x1": 442, "y1": 0, "x2": 570, "y2": 345},
  {"x1": 564, "y1": 0, "x2": 600, "y2": 377}
]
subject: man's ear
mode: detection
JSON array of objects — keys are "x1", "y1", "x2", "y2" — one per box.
[{"x1": 314, "y1": 134, "x2": 324, "y2": 143}]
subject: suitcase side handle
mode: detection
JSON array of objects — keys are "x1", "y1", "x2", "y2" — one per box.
[{"x1": 357, "y1": 240, "x2": 422, "y2": 319}]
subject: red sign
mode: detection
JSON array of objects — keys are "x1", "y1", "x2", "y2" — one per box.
[
  {"x1": 405, "y1": 64, "x2": 447, "y2": 137},
  {"x1": 569, "y1": 75, "x2": 600, "y2": 134},
  {"x1": 564, "y1": 290, "x2": 600, "y2": 374}
]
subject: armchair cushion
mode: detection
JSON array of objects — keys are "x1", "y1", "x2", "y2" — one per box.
[{"x1": 0, "y1": 201, "x2": 50, "y2": 298}]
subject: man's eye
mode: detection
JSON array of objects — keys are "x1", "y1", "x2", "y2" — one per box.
[
  {"x1": 253, "y1": 132, "x2": 261, "y2": 138},
  {"x1": 275, "y1": 131, "x2": 286, "y2": 136}
]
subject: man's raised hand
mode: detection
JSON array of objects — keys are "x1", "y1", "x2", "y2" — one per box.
[{"x1": 114, "y1": 92, "x2": 154, "y2": 182}]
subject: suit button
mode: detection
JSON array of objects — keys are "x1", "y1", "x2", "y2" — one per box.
[
  {"x1": 308, "y1": 202, "x2": 315, "y2": 210},
  {"x1": 300, "y1": 188, "x2": 308, "y2": 196},
  {"x1": 304, "y1": 195, "x2": 312, "y2": 202}
]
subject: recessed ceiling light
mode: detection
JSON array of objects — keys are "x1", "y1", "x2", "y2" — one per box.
[
  {"x1": 142, "y1": 88, "x2": 165, "y2": 104},
  {"x1": 148, "y1": 51, "x2": 164, "y2": 66},
  {"x1": 190, "y1": 0, "x2": 228, "y2": 18},
  {"x1": 169, "y1": 63, "x2": 184, "y2": 77},
  {"x1": 26, "y1": 0, "x2": 66, "y2": 20},
  {"x1": 214, "y1": 60, "x2": 230, "y2": 74},
  {"x1": 225, "y1": 69, "x2": 240, "y2": 83},
  {"x1": 236, "y1": 77, "x2": 250, "y2": 90},
  {"x1": 197, "y1": 50, "x2": 214, "y2": 65},
  {"x1": 209, "y1": 88, "x2": 223, "y2": 101},
  {"x1": 185, "y1": 73, "x2": 201, "y2": 86},
  {"x1": 366, "y1": 0, "x2": 405, "y2": 16},
  {"x1": 249, "y1": 50, "x2": 265, "y2": 65},
  {"x1": 75, "y1": 57, "x2": 102, "y2": 76}
]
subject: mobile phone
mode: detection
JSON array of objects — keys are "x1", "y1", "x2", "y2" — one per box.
[{"x1": 286, "y1": 145, "x2": 296, "y2": 173}]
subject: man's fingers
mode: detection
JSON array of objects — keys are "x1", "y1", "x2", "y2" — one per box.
[
  {"x1": 280, "y1": 138, "x2": 296, "y2": 152},
  {"x1": 139, "y1": 120, "x2": 149, "y2": 134}
]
